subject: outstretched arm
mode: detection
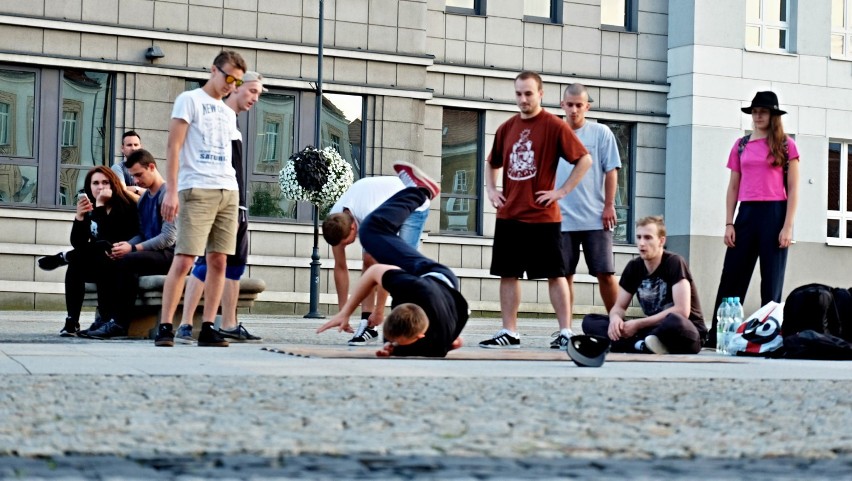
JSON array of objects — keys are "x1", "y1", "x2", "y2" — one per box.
[{"x1": 317, "y1": 263, "x2": 400, "y2": 334}]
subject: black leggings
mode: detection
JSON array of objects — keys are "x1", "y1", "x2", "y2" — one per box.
[{"x1": 64, "y1": 244, "x2": 114, "y2": 322}]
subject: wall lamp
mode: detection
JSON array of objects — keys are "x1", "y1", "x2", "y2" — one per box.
[{"x1": 145, "y1": 46, "x2": 165, "y2": 61}]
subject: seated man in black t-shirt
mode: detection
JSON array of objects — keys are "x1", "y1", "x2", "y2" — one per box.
[
  {"x1": 317, "y1": 162, "x2": 469, "y2": 357},
  {"x1": 581, "y1": 216, "x2": 707, "y2": 354}
]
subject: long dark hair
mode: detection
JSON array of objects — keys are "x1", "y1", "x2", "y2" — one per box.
[{"x1": 83, "y1": 166, "x2": 134, "y2": 207}]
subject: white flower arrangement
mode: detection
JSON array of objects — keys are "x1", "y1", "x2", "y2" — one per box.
[{"x1": 279, "y1": 145, "x2": 354, "y2": 208}]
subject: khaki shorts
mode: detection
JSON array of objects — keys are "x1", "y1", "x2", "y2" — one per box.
[{"x1": 176, "y1": 188, "x2": 239, "y2": 256}]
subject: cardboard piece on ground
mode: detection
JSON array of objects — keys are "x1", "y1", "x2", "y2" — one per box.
[{"x1": 262, "y1": 345, "x2": 743, "y2": 362}]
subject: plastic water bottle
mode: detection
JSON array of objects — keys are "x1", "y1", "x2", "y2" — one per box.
[
  {"x1": 727, "y1": 297, "x2": 745, "y2": 354},
  {"x1": 716, "y1": 298, "x2": 730, "y2": 354}
]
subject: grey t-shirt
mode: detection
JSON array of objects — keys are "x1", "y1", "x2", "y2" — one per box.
[{"x1": 556, "y1": 121, "x2": 621, "y2": 231}]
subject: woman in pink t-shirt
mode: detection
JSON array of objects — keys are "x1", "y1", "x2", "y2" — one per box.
[{"x1": 708, "y1": 91, "x2": 800, "y2": 346}]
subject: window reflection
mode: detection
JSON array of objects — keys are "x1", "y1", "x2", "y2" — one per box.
[
  {"x1": 321, "y1": 93, "x2": 363, "y2": 180},
  {"x1": 250, "y1": 92, "x2": 296, "y2": 219},
  {"x1": 0, "y1": 68, "x2": 37, "y2": 205},
  {"x1": 524, "y1": 0, "x2": 552, "y2": 18},
  {"x1": 58, "y1": 70, "x2": 112, "y2": 206},
  {"x1": 599, "y1": 121, "x2": 633, "y2": 243},
  {"x1": 601, "y1": 0, "x2": 626, "y2": 28},
  {"x1": 440, "y1": 109, "x2": 480, "y2": 234}
]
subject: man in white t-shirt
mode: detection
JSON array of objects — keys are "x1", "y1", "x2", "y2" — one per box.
[
  {"x1": 322, "y1": 176, "x2": 430, "y2": 345},
  {"x1": 155, "y1": 50, "x2": 246, "y2": 348},
  {"x1": 554, "y1": 83, "x2": 621, "y2": 347}
]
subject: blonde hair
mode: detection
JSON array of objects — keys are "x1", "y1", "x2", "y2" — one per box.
[
  {"x1": 383, "y1": 303, "x2": 429, "y2": 341},
  {"x1": 636, "y1": 215, "x2": 666, "y2": 238}
]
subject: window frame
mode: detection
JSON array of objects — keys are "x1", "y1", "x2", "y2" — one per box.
[
  {"x1": 523, "y1": 0, "x2": 563, "y2": 25},
  {"x1": 445, "y1": 0, "x2": 486, "y2": 16},
  {"x1": 746, "y1": 0, "x2": 792, "y2": 52},
  {"x1": 827, "y1": 140, "x2": 852, "y2": 246},
  {"x1": 438, "y1": 107, "x2": 483, "y2": 236}
]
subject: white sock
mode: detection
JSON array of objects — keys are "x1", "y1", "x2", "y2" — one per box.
[
  {"x1": 499, "y1": 328, "x2": 519, "y2": 338},
  {"x1": 561, "y1": 328, "x2": 574, "y2": 338}
]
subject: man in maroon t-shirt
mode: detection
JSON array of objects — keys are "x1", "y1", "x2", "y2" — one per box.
[{"x1": 479, "y1": 71, "x2": 592, "y2": 350}]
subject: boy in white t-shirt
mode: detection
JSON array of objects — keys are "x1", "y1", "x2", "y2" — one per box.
[{"x1": 155, "y1": 50, "x2": 246, "y2": 347}]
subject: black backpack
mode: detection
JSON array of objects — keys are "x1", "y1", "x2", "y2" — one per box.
[
  {"x1": 782, "y1": 283, "x2": 852, "y2": 341},
  {"x1": 777, "y1": 330, "x2": 852, "y2": 360}
]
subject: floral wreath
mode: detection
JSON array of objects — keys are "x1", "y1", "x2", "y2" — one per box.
[{"x1": 279, "y1": 146, "x2": 354, "y2": 208}]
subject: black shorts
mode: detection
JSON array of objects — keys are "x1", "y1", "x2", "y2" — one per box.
[
  {"x1": 561, "y1": 229, "x2": 615, "y2": 276},
  {"x1": 490, "y1": 219, "x2": 566, "y2": 279}
]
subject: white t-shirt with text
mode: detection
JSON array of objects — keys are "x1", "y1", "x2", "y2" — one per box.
[{"x1": 171, "y1": 88, "x2": 239, "y2": 192}]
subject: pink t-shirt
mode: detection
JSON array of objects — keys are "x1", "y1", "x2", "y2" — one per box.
[{"x1": 726, "y1": 136, "x2": 800, "y2": 201}]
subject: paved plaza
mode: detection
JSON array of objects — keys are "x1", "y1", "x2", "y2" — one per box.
[{"x1": 1, "y1": 311, "x2": 851, "y2": 479}]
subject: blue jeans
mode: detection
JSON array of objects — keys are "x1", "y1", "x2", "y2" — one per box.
[
  {"x1": 360, "y1": 188, "x2": 458, "y2": 290},
  {"x1": 398, "y1": 206, "x2": 429, "y2": 248}
]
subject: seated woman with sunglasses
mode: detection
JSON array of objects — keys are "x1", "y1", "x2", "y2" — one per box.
[{"x1": 52, "y1": 166, "x2": 139, "y2": 337}]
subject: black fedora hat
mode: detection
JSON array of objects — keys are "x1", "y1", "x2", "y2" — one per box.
[
  {"x1": 741, "y1": 91, "x2": 786, "y2": 116},
  {"x1": 566, "y1": 334, "x2": 611, "y2": 367}
]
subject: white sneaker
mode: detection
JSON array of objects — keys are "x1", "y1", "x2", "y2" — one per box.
[{"x1": 644, "y1": 335, "x2": 670, "y2": 354}]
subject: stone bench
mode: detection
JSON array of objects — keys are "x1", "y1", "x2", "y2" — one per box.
[{"x1": 83, "y1": 275, "x2": 266, "y2": 338}]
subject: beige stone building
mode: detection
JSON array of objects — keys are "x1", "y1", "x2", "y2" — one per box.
[{"x1": 0, "y1": 1, "x2": 725, "y2": 319}]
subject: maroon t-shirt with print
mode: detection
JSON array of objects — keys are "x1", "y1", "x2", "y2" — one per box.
[{"x1": 488, "y1": 109, "x2": 588, "y2": 223}]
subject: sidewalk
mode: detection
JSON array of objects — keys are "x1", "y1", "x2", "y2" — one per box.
[{"x1": 1, "y1": 310, "x2": 851, "y2": 479}]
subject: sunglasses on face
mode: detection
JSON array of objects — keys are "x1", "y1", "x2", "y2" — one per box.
[{"x1": 215, "y1": 65, "x2": 243, "y2": 87}]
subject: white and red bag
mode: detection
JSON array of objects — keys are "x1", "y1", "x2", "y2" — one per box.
[{"x1": 727, "y1": 301, "x2": 785, "y2": 356}]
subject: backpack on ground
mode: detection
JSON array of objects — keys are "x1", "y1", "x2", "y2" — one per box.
[
  {"x1": 782, "y1": 283, "x2": 852, "y2": 341},
  {"x1": 776, "y1": 330, "x2": 852, "y2": 360}
]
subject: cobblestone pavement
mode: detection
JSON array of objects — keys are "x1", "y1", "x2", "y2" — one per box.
[{"x1": 1, "y1": 311, "x2": 851, "y2": 479}]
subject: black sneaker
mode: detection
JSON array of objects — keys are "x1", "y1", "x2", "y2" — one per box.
[
  {"x1": 155, "y1": 324, "x2": 175, "y2": 347},
  {"x1": 38, "y1": 252, "x2": 67, "y2": 271},
  {"x1": 78, "y1": 318, "x2": 108, "y2": 337},
  {"x1": 348, "y1": 320, "x2": 379, "y2": 346},
  {"x1": 85, "y1": 320, "x2": 127, "y2": 340},
  {"x1": 549, "y1": 330, "x2": 577, "y2": 350},
  {"x1": 218, "y1": 323, "x2": 262, "y2": 342},
  {"x1": 198, "y1": 323, "x2": 229, "y2": 347},
  {"x1": 59, "y1": 317, "x2": 79, "y2": 337},
  {"x1": 478, "y1": 329, "x2": 521, "y2": 349}
]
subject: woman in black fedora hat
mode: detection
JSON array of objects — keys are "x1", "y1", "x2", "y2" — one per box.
[{"x1": 707, "y1": 91, "x2": 801, "y2": 347}]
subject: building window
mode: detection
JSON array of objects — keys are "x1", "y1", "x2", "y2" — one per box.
[
  {"x1": 746, "y1": 0, "x2": 790, "y2": 51},
  {"x1": 322, "y1": 93, "x2": 364, "y2": 180},
  {"x1": 440, "y1": 108, "x2": 481, "y2": 234},
  {"x1": 247, "y1": 92, "x2": 297, "y2": 220},
  {"x1": 0, "y1": 66, "x2": 112, "y2": 208},
  {"x1": 58, "y1": 71, "x2": 112, "y2": 207},
  {"x1": 832, "y1": 0, "x2": 852, "y2": 56},
  {"x1": 599, "y1": 120, "x2": 634, "y2": 244},
  {"x1": 828, "y1": 141, "x2": 852, "y2": 245},
  {"x1": 0, "y1": 69, "x2": 36, "y2": 205},
  {"x1": 446, "y1": 0, "x2": 486, "y2": 15},
  {"x1": 524, "y1": 0, "x2": 562, "y2": 24},
  {"x1": 601, "y1": 0, "x2": 635, "y2": 31}
]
